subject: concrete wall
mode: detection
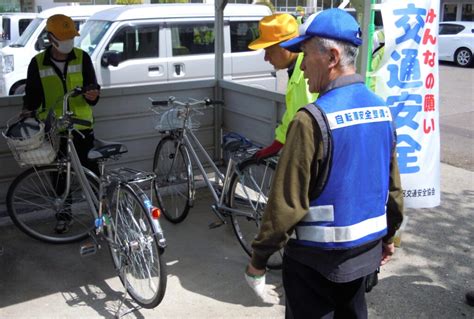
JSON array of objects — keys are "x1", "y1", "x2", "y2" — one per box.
[{"x1": 0, "y1": 80, "x2": 285, "y2": 214}]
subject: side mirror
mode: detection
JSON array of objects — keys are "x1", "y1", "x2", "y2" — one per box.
[
  {"x1": 101, "y1": 50, "x2": 120, "y2": 67},
  {"x1": 34, "y1": 37, "x2": 45, "y2": 51}
]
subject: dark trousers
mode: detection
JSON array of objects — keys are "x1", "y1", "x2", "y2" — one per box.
[
  {"x1": 283, "y1": 255, "x2": 367, "y2": 319},
  {"x1": 59, "y1": 129, "x2": 99, "y2": 176},
  {"x1": 53, "y1": 129, "x2": 98, "y2": 210}
]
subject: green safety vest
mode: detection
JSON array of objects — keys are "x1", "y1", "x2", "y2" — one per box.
[
  {"x1": 275, "y1": 53, "x2": 318, "y2": 144},
  {"x1": 369, "y1": 30, "x2": 385, "y2": 92},
  {"x1": 36, "y1": 48, "x2": 93, "y2": 130}
]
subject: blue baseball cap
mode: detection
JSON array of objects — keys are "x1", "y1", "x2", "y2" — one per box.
[{"x1": 281, "y1": 8, "x2": 362, "y2": 52}]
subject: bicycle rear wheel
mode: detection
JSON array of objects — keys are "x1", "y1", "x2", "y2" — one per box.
[
  {"x1": 6, "y1": 164, "x2": 97, "y2": 244},
  {"x1": 153, "y1": 135, "x2": 193, "y2": 223},
  {"x1": 107, "y1": 184, "x2": 166, "y2": 309},
  {"x1": 227, "y1": 157, "x2": 283, "y2": 269}
]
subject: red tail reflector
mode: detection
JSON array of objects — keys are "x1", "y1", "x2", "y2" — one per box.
[{"x1": 151, "y1": 207, "x2": 161, "y2": 219}]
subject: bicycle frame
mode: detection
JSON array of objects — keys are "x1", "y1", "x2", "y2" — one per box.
[
  {"x1": 5, "y1": 87, "x2": 168, "y2": 312},
  {"x1": 152, "y1": 96, "x2": 281, "y2": 269},
  {"x1": 163, "y1": 111, "x2": 264, "y2": 220},
  {"x1": 53, "y1": 89, "x2": 143, "y2": 241},
  {"x1": 65, "y1": 134, "x2": 99, "y2": 219}
]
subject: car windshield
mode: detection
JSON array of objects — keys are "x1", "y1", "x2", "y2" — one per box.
[
  {"x1": 11, "y1": 17, "x2": 43, "y2": 47},
  {"x1": 76, "y1": 20, "x2": 112, "y2": 56}
]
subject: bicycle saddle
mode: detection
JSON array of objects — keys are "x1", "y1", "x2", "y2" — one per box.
[{"x1": 88, "y1": 138, "x2": 128, "y2": 160}]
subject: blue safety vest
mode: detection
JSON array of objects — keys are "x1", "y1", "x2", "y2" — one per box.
[{"x1": 294, "y1": 81, "x2": 394, "y2": 249}]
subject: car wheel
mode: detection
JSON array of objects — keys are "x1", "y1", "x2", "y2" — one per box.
[
  {"x1": 10, "y1": 82, "x2": 26, "y2": 96},
  {"x1": 455, "y1": 48, "x2": 473, "y2": 67}
]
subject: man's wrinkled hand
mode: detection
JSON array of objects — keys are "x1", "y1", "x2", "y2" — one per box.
[
  {"x1": 381, "y1": 242, "x2": 395, "y2": 266},
  {"x1": 244, "y1": 264, "x2": 280, "y2": 304},
  {"x1": 83, "y1": 89, "x2": 100, "y2": 101}
]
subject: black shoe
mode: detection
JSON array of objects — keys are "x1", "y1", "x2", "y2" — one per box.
[
  {"x1": 466, "y1": 291, "x2": 474, "y2": 307},
  {"x1": 55, "y1": 212, "x2": 72, "y2": 234}
]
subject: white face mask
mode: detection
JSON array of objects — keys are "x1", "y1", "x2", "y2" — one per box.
[{"x1": 51, "y1": 36, "x2": 74, "y2": 54}]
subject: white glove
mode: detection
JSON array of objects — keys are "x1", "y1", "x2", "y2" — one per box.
[
  {"x1": 245, "y1": 271, "x2": 266, "y2": 298},
  {"x1": 244, "y1": 270, "x2": 280, "y2": 304}
]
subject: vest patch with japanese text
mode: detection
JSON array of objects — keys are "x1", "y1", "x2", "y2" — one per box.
[{"x1": 327, "y1": 106, "x2": 392, "y2": 130}]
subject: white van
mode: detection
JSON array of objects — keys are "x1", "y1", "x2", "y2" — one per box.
[
  {"x1": 0, "y1": 13, "x2": 36, "y2": 49},
  {"x1": 0, "y1": 5, "x2": 117, "y2": 96},
  {"x1": 76, "y1": 4, "x2": 276, "y2": 91}
]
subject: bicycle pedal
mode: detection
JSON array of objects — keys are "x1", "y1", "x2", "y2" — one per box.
[
  {"x1": 208, "y1": 220, "x2": 226, "y2": 229},
  {"x1": 80, "y1": 242, "x2": 98, "y2": 257}
]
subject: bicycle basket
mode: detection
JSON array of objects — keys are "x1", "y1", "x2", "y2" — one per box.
[
  {"x1": 3, "y1": 115, "x2": 59, "y2": 167},
  {"x1": 151, "y1": 106, "x2": 201, "y2": 131}
]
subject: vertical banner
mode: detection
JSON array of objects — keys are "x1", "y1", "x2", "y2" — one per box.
[{"x1": 374, "y1": 0, "x2": 440, "y2": 208}]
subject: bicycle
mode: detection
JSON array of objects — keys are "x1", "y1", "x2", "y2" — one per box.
[
  {"x1": 150, "y1": 96, "x2": 283, "y2": 269},
  {"x1": 3, "y1": 87, "x2": 167, "y2": 311}
]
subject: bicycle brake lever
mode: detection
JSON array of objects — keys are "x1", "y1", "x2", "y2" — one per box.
[
  {"x1": 72, "y1": 128, "x2": 85, "y2": 139},
  {"x1": 71, "y1": 87, "x2": 84, "y2": 97}
]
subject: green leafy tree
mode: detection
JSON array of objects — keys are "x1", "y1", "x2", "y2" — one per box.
[
  {"x1": 154, "y1": 0, "x2": 189, "y2": 3},
  {"x1": 252, "y1": 0, "x2": 275, "y2": 13},
  {"x1": 116, "y1": 0, "x2": 143, "y2": 4}
]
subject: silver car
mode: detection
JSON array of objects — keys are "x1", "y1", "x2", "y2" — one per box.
[{"x1": 439, "y1": 21, "x2": 474, "y2": 67}]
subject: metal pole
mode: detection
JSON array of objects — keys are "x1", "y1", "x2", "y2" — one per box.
[
  {"x1": 352, "y1": 0, "x2": 370, "y2": 76},
  {"x1": 215, "y1": 0, "x2": 226, "y2": 83},
  {"x1": 214, "y1": 0, "x2": 228, "y2": 160}
]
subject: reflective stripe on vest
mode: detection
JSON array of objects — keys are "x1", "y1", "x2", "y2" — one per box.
[
  {"x1": 296, "y1": 213, "x2": 387, "y2": 243},
  {"x1": 39, "y1": 68, "x2": 56, "y2": 78},
  {"x1": 36, "y1": 48, "x2": 93, "y2": 130}
]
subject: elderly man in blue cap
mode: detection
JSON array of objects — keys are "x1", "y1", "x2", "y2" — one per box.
[{"x1": 244, "y1": 8, "x2": 404, "y2": 318}]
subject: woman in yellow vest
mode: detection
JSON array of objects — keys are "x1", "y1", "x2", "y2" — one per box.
[
  {"x1": 22, "y1": 14, "x2": 100, "y2": 233},
  {"x1": 295, "y1": 6, "x2": 306, "y2": 25},
  {"x1": 248, "y1": 13, "x2": 317, "y2": 160}
]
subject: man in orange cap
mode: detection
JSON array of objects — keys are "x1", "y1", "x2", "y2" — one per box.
[
  {"x1": 22, "y1": 14, "x2": 100, "y2": 234},
  {"x1": 248, "y1": 13, "x2": 317, "y2": 161}
]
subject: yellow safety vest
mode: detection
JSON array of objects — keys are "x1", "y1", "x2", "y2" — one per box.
[
  {"x1": 369, "y1": 30, "x2": 385, "y2": 92},
  {"x1": 36, "y1": 48, "x2": 93, "y2": 130},
  {"x1": 275, "y1": 53, "x2": 318, "y2": 144}
]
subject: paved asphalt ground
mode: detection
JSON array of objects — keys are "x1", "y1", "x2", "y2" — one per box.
[
  {"x1": 0, "y1": 162, "x2": 472, "y2": 319},
  {"x1": 0, "y1": 63, "x2": 472, "y2": 318},
  {"x1": 438, "y1": 62, "x2": 474, "y2": 172}
]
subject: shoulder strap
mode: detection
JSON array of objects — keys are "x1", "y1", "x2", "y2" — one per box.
[
  {"x1": 373, "y1": 43, "x2": 385, "y2": 55},
  {"x1": 301, "y1": 103, "x2": 333, "y2": 199}
]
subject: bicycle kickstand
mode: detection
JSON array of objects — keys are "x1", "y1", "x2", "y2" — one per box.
[
  {"x1": 115, "y1": 264, "x2": 142, "y2": 318},
  {"x1": 208, "y1": 204, "x2": 227, "y2": 229}
]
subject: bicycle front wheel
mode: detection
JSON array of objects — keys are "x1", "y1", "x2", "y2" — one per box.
[
  {"x1": 108, "y1": 185, "x2": 166, "y2": 309},
  {"x1": 6, "y1": 164, "x2": 97, "y2": 244},
  {"x1": 153, "y1": 135, "x2": 193, "y2": 223},
  {"x1": 227, "y1": 157, "x2": 283, "y2": 269}
]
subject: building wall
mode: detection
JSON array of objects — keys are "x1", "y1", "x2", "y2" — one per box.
[
  {"x1": 0, "y1": 0, "x2": 22, "y2": 12},
  {"x1": 440, "y1": 0, "x2": 474, "y2": 21}
]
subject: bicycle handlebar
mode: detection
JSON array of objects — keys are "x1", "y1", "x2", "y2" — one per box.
[
  {"x1": 62, "y1": 85, "x2": 100, "y2": 115},
  {"x1": 149, "y1": 96, "x2": 224, "y2": 108},
  {"x1": 70, "y1": 117, "x2": 93, "y2": 127},
  {"x1": 59, "y1": 85, "x2": 98, "y2": 131}
]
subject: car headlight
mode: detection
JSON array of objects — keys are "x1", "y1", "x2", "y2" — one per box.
[{"x1": 1, "y1": 54, "x2": 14, "y2": 73}]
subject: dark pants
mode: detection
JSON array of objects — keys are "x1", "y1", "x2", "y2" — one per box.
[
  {"x1": 283, "y1": 255, "x2": 367, "y2": 319},
  {"x1": 53, "y1": 129, "x2": 98, "y2": 216},
  {"x1": 59, "y1": 129, "x2": 99, "y2": 176}
]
